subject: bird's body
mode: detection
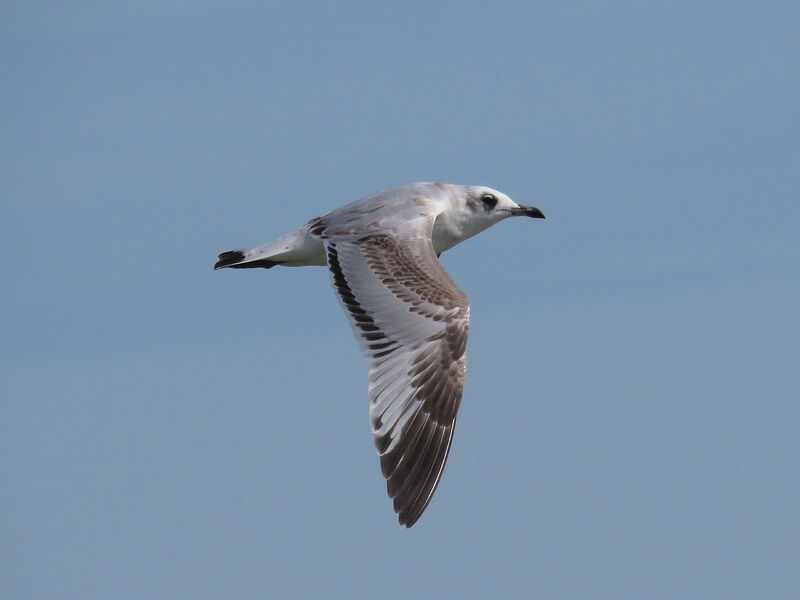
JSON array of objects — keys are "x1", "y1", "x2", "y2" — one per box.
[{"x1": 215, "y1": 182, "x2": 544, "y2": 526}]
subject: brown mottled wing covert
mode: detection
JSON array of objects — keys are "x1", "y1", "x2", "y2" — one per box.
[{"x1": 324, "y1": 220, "x2": 469, "y2": 527}]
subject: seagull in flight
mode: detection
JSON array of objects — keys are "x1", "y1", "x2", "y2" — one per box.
[{"x1": 215, "y1": 182, "x2": 545, "y2": 527}]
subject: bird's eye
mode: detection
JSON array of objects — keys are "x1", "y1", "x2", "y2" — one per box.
[{"x1": 481, "y1": 194, "x2": 498, "y2": 209}]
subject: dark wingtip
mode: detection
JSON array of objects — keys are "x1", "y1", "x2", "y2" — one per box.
[
  {"x1": 399, "y1": 513, "x2": 420, "y2": 528},
  {"x1": 214, "y1": 249, "x2": 247, "y2": 270}
]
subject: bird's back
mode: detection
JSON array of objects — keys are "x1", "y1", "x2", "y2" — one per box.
[{"x1": 316, "y1": 182, "x2": 452, "y2": 238}]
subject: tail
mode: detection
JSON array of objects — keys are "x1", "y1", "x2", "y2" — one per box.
[
  {"x1": 214, "y1": 227, "x2": 326, "y2": 270},
  {"x1": 214, "y1": 249, "x2": 282, "y2": 270}
]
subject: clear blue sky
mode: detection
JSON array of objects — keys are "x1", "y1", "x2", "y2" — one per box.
[{"x1": 2, "y1": 2, "x2": 798, "y2": 598}]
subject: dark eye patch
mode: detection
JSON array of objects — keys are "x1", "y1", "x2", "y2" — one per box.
[{"x1": 481, "y1": 194, "x2": 498, "y2": 209}]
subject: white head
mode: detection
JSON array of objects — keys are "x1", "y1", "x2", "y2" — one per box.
[
  {"x1": 431, "y1": 184, "x2": 545, "y2": 253},
  {"x1": 463, "y1": 185, "x2": 544, "y2": 222}
]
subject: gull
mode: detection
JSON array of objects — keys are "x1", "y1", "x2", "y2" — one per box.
[{"x1": 214, "y1": 182, "x2": 545, "y2": 527}]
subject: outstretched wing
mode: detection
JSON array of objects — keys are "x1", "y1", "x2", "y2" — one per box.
[{"x1": 325, "y1": 219, "x2": 470, "y2": 527}]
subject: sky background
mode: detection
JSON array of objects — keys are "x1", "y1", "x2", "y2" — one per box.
[{"x1": 2, "y1": 2, "x2": 799, "y2": 598}]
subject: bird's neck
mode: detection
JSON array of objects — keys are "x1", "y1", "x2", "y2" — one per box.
[{"x1": 432, "y1": 209, "x2": 497, "y2": 254}]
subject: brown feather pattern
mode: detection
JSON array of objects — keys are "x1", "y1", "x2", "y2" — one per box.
[{"x1": 325, "y1": 233, "x2": 470, "y2": 527}]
